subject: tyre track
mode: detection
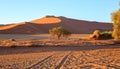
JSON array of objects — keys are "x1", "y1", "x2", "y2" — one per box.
[
  {"x1": 55, "y1": 51, "x2": 72, "y2": 69},
  {"x1": 108, "y1": 64, "x2": 120, "y2": 69},
  {"x1": 27, "y1": 55, "x2": 52, "y2": 69},
  {"x1": 27, "y1": 51, "x2": 71, "y2": 69}
]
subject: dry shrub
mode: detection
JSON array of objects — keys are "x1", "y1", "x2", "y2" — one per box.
[
  {"x1": 89, "y1": 30, "x2": 113, "y2": 40},
  {"x1": 89, "y1": 30, "x2": 100, "y2": 40}
]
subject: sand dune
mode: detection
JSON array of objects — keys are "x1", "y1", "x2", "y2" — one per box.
[
  {"x1": 0, "y1": 16, "x2": 112, "y2": 34},
  {"x1": 31, "y1": 16, "x2": 61, "y2": 24},
  {"x1": 0, "y1": 22, "x2": 26, "y2": 30}
]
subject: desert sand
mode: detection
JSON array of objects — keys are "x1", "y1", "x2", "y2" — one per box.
[
  {"x1": 0, "y1": 45, "x2": 120, "y2": 69},
  {"x1": 0, "y1": 34, "x2": 119, "y2": 69}
]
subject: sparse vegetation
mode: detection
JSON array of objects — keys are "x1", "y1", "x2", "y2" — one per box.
[
  {"x1": 111, "y1": 9, "x2": 120, "y2": 39},
  {"x1": 90, "y1": 30, "x2": 113, "y2": 40},
  {"x1": 0, "y1": 34, "x2": 119, "y2": 69},
  {"x1": 99, "y1": 31, "x2": 113, "y2": 39},
  {"x1": 49, "y1": 26, "x2": 71, "y2": 39},
  {"x1": 0, "y1": 39, "x2": 116, "y2": 47},
  {"x1": 9, "y1": 38, "x2": 16, "y2": 41},
  {"x1": 89, "y1": 30, "x2": 100, "y2": 40}
]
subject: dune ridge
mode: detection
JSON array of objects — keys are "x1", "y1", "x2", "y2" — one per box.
[
  {"x1": 31, "y1": 16, "x2": 61, "y2": 24},
  {"x1": 0, "y1": 16, "x2": 112, "y2": 34}
]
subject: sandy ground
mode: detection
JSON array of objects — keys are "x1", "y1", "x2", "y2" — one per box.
[
  {"x1": 0, "y1": 34, "x2": 120, "y2": 69},
  {"x1": 0, "y1": 45, "x2": 120, "y2": 69},
  {"x1": 0, "y1": 34, "x2": 89, "y2": 40}
]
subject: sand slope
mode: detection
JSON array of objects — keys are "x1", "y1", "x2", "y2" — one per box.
[{"x1": 0, "y1": 16, "x2": 112, "y2": 34}]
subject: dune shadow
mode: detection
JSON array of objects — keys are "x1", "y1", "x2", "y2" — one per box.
[{"x1": 0, "y1": 44, "x2": 120, "y2": 55}]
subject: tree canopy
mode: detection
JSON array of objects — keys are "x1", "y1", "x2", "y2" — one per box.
[
  {"x1": 111, "y1": 9, "x2": 120, "y2": 39},
  {"x1": 49, "y1": 26, "x2": 71, "y2": 39}
]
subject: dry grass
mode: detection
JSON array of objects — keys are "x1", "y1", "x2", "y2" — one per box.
[
  {"x1": 0, "y1": 39, "x2": 116, "y2": 47},
  {"x1": 0, "y1": 34, "x2": 116, "y2": 47}
]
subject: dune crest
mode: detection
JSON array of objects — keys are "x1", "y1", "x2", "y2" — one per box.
[
  {"x1": 31, "y1": 16, "x2": 61, "y2": 24},
  {"x1": 0, "y1": 22, "x2": 26, "y2": 30}
]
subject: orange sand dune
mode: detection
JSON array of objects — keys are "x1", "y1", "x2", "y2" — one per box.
[
  {"x1": 0, "y1": 16, "x2": 113, "y2": 34},
  {"x1": 31, "y1": 16, "x2": 61, "y2": 24},
  {"x1": 0, "y1": 22, "x2": 26, "y2": 30}
]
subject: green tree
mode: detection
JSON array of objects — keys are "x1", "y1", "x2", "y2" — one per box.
[
  {"x1": 111, "y1": 9, "x2": 120, "y2": 39},
  {"x1": 49, "y1": 27, "x2": 71, "y2": 39}
]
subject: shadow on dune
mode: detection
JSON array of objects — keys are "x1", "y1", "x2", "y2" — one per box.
[{"x1": 0, "y1": 45, "x2": 120, "y2": 55}]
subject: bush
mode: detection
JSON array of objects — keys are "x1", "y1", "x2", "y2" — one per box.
[
  {"x1": 9, "y1": 39, "x2": 16, "y2": 41},
  {"x1": 99, "y1": 31, "x2": 113, "y2": 40},
  {"x1": 49, "y1": 26, "x2": 71, "y2": 39},
  {"x1": 89, "y1": 30, "x2": 100, "y2": 40},
  {"x1": 90, "y1": 30, "x2": 113, "y2": 40}
]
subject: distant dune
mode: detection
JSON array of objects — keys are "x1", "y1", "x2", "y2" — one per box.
[
  {"x1": 31, "y1": 16, "x2": 61, "y2": 24},
  {"x1": 0, "y1": 16, "x2": 112, "y2": 34}
]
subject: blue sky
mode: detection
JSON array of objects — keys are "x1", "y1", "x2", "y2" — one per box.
[{"x1": 0, "y1": 0, "x2": 119, "y2": 24}]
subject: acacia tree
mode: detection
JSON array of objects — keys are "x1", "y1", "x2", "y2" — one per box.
[
  {"x1": 111, "y1": 9, "x2": 120, "y2": 39},
  {"x1": 49, "y1": 27, "x2": 71, "y2": 39}
]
